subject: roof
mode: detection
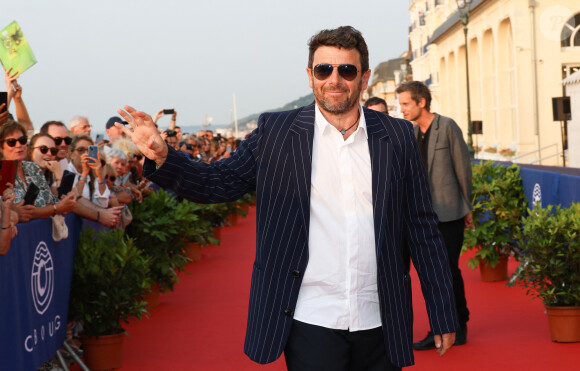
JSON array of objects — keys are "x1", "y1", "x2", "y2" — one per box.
[
  {"x1": 563, "y1": 69, "x2": 580, "y2": 86},
  {"x1": 370, "y1": 57, "x2": 407, "y2": 85},
  {"x1": 429, "y1": 0, "x2": 485, "y2": 45}
]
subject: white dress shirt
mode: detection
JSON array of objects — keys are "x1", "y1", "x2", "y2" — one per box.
[
  {"x1": 66, "y1": 162, "x2": 110, "y2": 208},
  {"x1": 293, "y1": 104, "x2": 381, "y2": 331}
]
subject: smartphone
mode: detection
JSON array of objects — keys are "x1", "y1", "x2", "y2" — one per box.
[
  {"x1": 23, "y1": 182, "x2": 40, "y2": 206},
  {"x1": 0, "y1": 160, "x2": 17, "y2": 194},
  {"x1": 88, "y1": 145, "x2": 99, "y2": 164},
  {"x1": 0, "y1": 92, "x2": 7, "y2": 112},
  {"x1": 95, "y1": 134, "x2": 104, "y2": 143},
  {"x1": 57, "y1": 170, "x2": 76, "y2": 198},
  {"x1": 163, "y1": 109, "x2": 175, "y2": 115}
]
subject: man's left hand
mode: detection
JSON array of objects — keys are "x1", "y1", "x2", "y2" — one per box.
[
  {"x1": 464, "y1": 212, "x2": 473, "y2": 229},
  {"x1": 434, "y1": 332, "x2": 455, "y2": 357}
]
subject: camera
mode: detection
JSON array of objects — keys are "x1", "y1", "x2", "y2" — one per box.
[{"x1": 166, "y1": 130, "x2": 177, "y2": 137}]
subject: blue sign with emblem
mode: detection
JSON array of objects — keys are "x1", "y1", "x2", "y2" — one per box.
[{"x1": 0, "y1": 214, "x2": 80, "y2": 371}]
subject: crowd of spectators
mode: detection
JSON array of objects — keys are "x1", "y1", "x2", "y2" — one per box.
[
  {"x1": 0, "y1": 68, "x2": 240, "y2": 257},
  {"x1": 0, "y1": 70, "x2": 239, "y2": 255},
  {"x1": 0, "y1": 67, "x2": 243, "y2": 370},
  {"x1": 153, "y1": 108, "x2": 239, "y2": 163}
]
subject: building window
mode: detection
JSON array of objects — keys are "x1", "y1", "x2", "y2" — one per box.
[{"x1": 561, "y1": 13, "x2": 580, "y2": 48}]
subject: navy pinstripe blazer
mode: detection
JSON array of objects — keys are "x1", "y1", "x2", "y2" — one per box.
[{"x1": 144, "y1": 103, "x2": 459, "y2": 367}]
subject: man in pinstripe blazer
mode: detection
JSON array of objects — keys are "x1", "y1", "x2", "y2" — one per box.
[{"x1": 117, "y1": 26, "x2": 459, "y2": 370}]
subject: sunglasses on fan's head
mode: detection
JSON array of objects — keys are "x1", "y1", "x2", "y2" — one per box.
[
  {"x1": 2, "y1": 136, "x2": 28, "y2": 147},
  {"x1": 53, "y1": 136, "x2": 72, "y2": 146},
  {"x1": 34, "y1": 145, "x2": 59, "y2": 155},
  {"x1": 312, "y1": 64, "x2": 359, "y2": 81}
]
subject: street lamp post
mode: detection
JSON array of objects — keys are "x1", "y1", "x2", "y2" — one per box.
[{"x1": 457, "y1": 0, "x2": 475, "y2": 158}]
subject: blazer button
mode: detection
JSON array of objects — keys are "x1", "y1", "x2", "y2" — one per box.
[
  {"x1": 284, "y1": 309, "x2": 294, "y2": 317},
  {"x1": 292, "y1": 269, "x2": 300, "y2": 278}
]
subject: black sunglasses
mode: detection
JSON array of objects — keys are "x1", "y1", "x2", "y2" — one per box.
[
  {"x1": 53, "y1": 136, "x2": 72, "y2": 146},
  {"x1": 2, "y1": 136, "x2": 28, "y2": 147},
  {"x1": 313, "y1": 64, "x2": 359, "y2": 81},
  {"x1": 133, "y1": 154, "x2": 143, "y2": 160},
  {"x1": 34, "y1": 145, "x2": 59, "y2": 156}
]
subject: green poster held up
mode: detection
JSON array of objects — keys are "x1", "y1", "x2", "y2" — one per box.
[{"x1": 0, "y1": 21, "x2": 37, "y2": 75}]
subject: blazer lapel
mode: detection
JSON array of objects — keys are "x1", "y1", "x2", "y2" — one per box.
[
  {"x1": 365, "y1": 109, "x2": 392, "y2": 257},
  {"x1": 427, "y1": 114, "x2": 440, "y2": 176},
  {"x1": 289, "y1": 103, "x2": 315, "y2": 237}
]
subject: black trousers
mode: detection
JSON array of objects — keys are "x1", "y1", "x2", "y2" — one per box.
[
  {"x1": 284, "y1": 320, "x2": 401, "y2": 371},
  {"x1": 438, "y1": 217, "x2": 470, "y2": 326}
]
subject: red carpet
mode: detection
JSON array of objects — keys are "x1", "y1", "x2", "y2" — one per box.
[{"x1": 120, "y1": 206, "x2": 579, "y2": 370}]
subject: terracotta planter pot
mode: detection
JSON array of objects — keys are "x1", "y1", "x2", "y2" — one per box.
[
  {"x1": 82, "y1": 332, "x2": 125, "y2": 370},
  {"x1": 211, "y1": 227, "x2": 222, "y2": 246},
  {"x1": 546, "y1": 306, "x2": 580, "y2": 342},
  {"x1": 226, "y1": 213, "x2": 238, "y2": 226},
  {"x1": 186, "y1": 241, "x2": 202, "y2": 262},
  {"x1": 479, "y1": 255, "x2": 509, "y2": 282},
  {"x1": 143, "y1": 283, "x2": 161, "y2": 309}
]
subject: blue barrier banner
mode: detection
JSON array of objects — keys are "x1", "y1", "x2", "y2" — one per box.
[
  {"x1": 520, "y1": 167, "x2": 580, "y2": 209},
  {"x1": 474, "y1": 160, "x2": 580, "y2": 209},
  {"x1": 0, "y1": 214, "x2": 80, "y2": 371}
]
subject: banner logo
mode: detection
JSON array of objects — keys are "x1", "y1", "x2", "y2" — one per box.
[
  {"x1": 31, "y1": 242, "x2": 54, "y2": 315},
  {"x1": 532, "y1": 183, "x2": 542, "y2": 208}
]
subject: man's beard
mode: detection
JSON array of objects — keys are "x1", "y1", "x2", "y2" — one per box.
[{"x1": 314, "y1": 80, "x2": 362, "y2": 114}]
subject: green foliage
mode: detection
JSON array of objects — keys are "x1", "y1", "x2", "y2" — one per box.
[
  {"x1": 69, "y1": 228, "x2": 152, "y2": 337},
  {"x1": 197, "y1": 202, "x2": 228, "y2": 228},
  {"x1": 179, "y1": 199, "x2": 219, "y2": 246},
  {"x1": 463, "y1": 161, "x2": 527, "y2": 268},
  {"x1": 223, "y1": 194, "x2": 253, "y2": 222},
  {"x1": 127, "y1": 189, "x2": 192, "y2": 292},
  {"x1": 509, "y1": 203, "x2": 580, "y2": 306}
]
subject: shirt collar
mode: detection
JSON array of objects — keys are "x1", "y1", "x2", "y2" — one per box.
[{"x1": 314, "y1": 103, "x2": 368, "y2": 140}]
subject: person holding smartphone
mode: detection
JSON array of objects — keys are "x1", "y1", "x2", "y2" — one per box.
[
  {"x1": 0, "y1": 120, "x2": 77, "y2": 223},
  {"x1": 66, "y1": 135, "x2": 110, "y2": 208},
  {"x1": 152, "y1": 108, "x2": 177, "y2": 128}
]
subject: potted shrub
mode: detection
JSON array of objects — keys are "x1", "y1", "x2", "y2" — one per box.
[
  {"x1": 463, "y1": 161, "x2": 527, "y2": 281},
  {"x1": 239, "y1": 192, "x2": 254, "y2": 215},
  {"x1": 177, "y1": 199, "x2": 219, "y2": 261},
  {"x1": 199, "y1": 202, "x2": 229, "y2": 245},
  {"x1": 509, "y1": 203, "x2": 580, "y2": 342},
  {"x1": 69, "y1": 228, "x2": 151, "y2": 370},
  {"x1": 127, "y1": 189, "x2": 191, "y2": 298}
]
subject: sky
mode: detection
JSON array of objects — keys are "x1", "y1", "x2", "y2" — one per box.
[{"x1": 1, "y1": 0, "x2": 410, "y2": 133}]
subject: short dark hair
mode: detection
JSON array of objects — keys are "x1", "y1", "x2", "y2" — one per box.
[
  {"x1": 395, "y1": 81, "x2": 432, "y2": 112},
  {"x1": 308, "y1": 26, "x2": 369, "y2": 73},
  {"x1": 39, "y1": 120, "x2": 67, "y2": 135},
  {"x1": 0, "y1": 119, "x2": 27, "y2": 143},
  {"x1": 364, "y1": 97, "x2": 389, "y2": 115}
]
